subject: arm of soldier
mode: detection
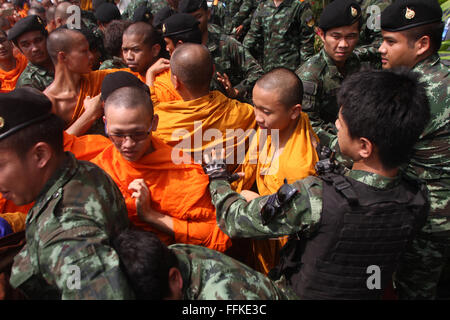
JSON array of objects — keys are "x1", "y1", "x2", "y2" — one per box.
[
  {"x1": 209, "y1": 177, "x2": 323, "y2": 239},
  {"x1": 65, "y1": 94, "x2": 103, "y2": 136},
  {"x1": 242, "y1": 3, "x2": 264, "y2": 62},
  {"x1": 232, "y1": 0, "x2": 256, "y2": 30},
  {"x1": 297, "y1": 4, "x2": 316, "y2": 66}
]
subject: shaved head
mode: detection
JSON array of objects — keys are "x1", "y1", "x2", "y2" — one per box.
[
  {"x1": 105, "y1": 86, "x2": 154, "y2": 118},
  {"x1": 55, "y1": 1, "x2": 72, "y2": 24},
  {"x1": 47, "y1": 27, "x2": 83, "y2": 64},
  {"x1": 255, "y1": 68, "x2": 303, "y2": 108},
  {"x1": 123, "y1": 22, "x2": 161, "y2": 49},
  {"x1": 170, "y1": 43, "x2": 213, "y2": 93}
]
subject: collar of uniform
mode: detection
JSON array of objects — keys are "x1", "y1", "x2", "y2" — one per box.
[
  {"x1": 26, "y1": 152, "x2": 78, "y2": 224},
  {"x1": 412, "y1": 53, "x2": 441, "y2": 73},
  {"x1": 321, "y1": 49, "x2": 359, "y2": 79},
  {"x1": 345, "y1": 169, "x2": 400, "y2": 189},
  {"x1": 27, "y1": 62, "x2": 54, "y2": 77},
  {"x1": 266, "y1": 0, "x2": 294, "y2": 9}
]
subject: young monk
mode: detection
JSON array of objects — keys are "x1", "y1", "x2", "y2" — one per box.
[
  {"x1": 232, "y1": 68, "x2": 320, "y2": 274},
  {"x1": 0, "y1": 30, "x2": 27, "y2": 93},
  {"x1": 90, "y1": 71, "x2": 231, "y2": 253}
]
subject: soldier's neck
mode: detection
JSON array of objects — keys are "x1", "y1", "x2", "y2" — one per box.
[{"x1": 352, "y1": 160, "x2": 398, "y2": 178}]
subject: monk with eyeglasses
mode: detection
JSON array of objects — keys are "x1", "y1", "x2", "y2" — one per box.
[{"x1": 90, "y1": 71, "x2": 231, "y2": 253}]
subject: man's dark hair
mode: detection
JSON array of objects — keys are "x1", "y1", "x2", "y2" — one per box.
[
  {"x1": 112, "y1": 228, "x2": 179, "y2": 300},
  {"x1": 403, "y1": 22, "x2": 444, "y2": 54},
  {"x1": 0, "y1": 115, "x2": 65, "y2": 156},
  {"x1": 167, "y1": 28, "x2": 202, "y2": 46},
  {"x1": 337, "y1": 67, "x2": 430, "y2": 170},
  {"x1": 104, "y1": 20, "x2": 132, "y2": 57}
]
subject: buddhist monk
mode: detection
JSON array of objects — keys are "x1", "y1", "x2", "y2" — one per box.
[
  {"x1": 90, "y1": 71, "x2": 231, "y2": 252},
  {"x1": 0, "y1": 30, "x2": 27, "y2": 93},
  {"x1": 44, "y1": 28, "x2": 118, "y2": 136},
  {"x1": 232, "y1": 68, "x2": 320, "y2": 274},
  {"x1": 152, "y1": 43, "x2": 256, "y2": 170}
]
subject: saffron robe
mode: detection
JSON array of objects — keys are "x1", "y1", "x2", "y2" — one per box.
[
  {"x1": 0, "y1": 53, "x2": 27, "y2": 93},
  {"x1": 150, "y1": 69, "x2": 182, "y2": 105}
]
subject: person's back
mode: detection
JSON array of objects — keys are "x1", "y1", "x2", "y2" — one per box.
[{"x1": 204, "y1": 68, "x2": 431, "y2": 299}]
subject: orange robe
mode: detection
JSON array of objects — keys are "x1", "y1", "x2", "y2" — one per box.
[
  {"x1": 232, "y1": 112, "x2": 319, "y2": 274},
  {"x1": 90, "y1": 136, "x2": 231, "y2": 252},
  {"x1": 0, "y1": 132, "x2": 112, "y2": 230},
  {"x1": 150, "y1": 69, "x2": 182, "y2": 105},
  {"x1": 153, "y1": 90, "x2": 256, "y2": 168},
  {"x1": 0, "y1": 53, "x2": 27, "y2": 93}
]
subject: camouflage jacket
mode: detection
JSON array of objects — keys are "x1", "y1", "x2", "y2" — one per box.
[
  {"x1": 243, "y1": 0, "x2": 315, "y2": 72},
  {"x1": 357, "y1": 0, "x2": 392, "y2": 47},
  {"x1": 16, "y1": 62, "x2": 54, "y2": 92},
  {"x1": 405, "y1": 54, "x2": 450, "y2": 233},
  {"x1": 209, "y1": 170, "x2": 402, "y2": 239},
  {"x1": 222, "y1": 0, "x2": 258, "y2": 36},
  {"x1": 9, "y1": 153, "x2": 134, "y2": 299},
  {"x1": 207, "y1": 23, "x2": 264, "y2": 101},
  {"x1": 170, "y1": 243, "x2": 298, "y2": 299},
  {"x1": 121, "y1": 0, "x2": 169, "y2": 20},
  {"x1": 99, "y1": 56, "x2": 128, "y2": 70},
  {"x1": 296, "y1": 48, "x2": 380, "y2": 147}
]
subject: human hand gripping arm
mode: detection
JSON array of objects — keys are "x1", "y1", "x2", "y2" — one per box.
[
  {"x1": 145, "y1": 58, "x2": 170, "y2": 87},
  {"x1": 65, "y1": 94, "x2": 103, "y2": 136}
]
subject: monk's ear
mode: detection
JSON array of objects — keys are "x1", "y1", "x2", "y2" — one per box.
[
  {"x1": 171, "y1": 74, "x2": 181, "y2": 90},
  {"x1": 290, "y1": 104, "x2": 301, "y2": 120},
  {"x1": 151, "y1": 43, "x2": 161, "y2": 59},
  {"x1": 57, "y1": 51, "x2": 66, "y2": 64},
  {"x1": 151, "y1": 114, "x2": 159, "y2": 132}
]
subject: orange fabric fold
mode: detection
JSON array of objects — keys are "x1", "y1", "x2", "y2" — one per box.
[
  {"x1": 0, "y1": 53, "x2": 27, "y2": 93},
  {"x1": 153, "y1": 90, "x2": 256, "y2": 168},
  {"x1": 0, "y1": 212, "x2": 27, "y2": 233},
  {"x1": 232, "y1": 112, "x2": 319, "y2": 274},
  {"x1": 63, "y1": 131, "x2": 112, "y2": 161},
  {"x1": 90, "y1": 136, "x2": 231, "y2": 252},
  {"x1": 150, "y1": 69, "x2": 182, "y2": 104}
]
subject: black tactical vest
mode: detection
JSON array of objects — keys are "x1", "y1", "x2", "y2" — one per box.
[{"x1": 270, "y1": 172, "x2": 429, "y2": 300}]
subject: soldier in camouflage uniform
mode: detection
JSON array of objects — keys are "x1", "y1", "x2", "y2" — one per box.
[
  {"x1": 358, "y1": 0, "x2": 392, "y2": 47},
  {"x1": 296, "y1": 0, "x2": 381, "y2": 148},
  {"x1": 203, "y1": 68, "x2": 431, "y2": 299},
  {"x1": 379, "y1": 0, "x2": 450, "y2": 300},
  {"x1": 243, "y1": 0, "x2": 315, "y2": 72},
  {"x1": 113, "y1": 228, "x2": 298, "y2": 299},
  {"x1": 7, "y1": 15, "x2": 54, "y2": 91},
  {"x1": 0, "y1": 88, "x2": 134, "y2": 299},
  {"x1": 121, "y1": 0, "x2": 173, "y2": 21},
  {"x1": 222, "y1": 0, "x2": 257, "y2": 41},
  {"x1": 179, "y1": 0, "x2": 264, "y2": 102}
]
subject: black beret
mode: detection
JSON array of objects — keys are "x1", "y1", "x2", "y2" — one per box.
[
  {"x1": 95, "y1": 3, "x2": 121, "y2": 24},
  {"x1": 0, "y1": 87, "x2": 53, "y2": 141},
  {"x1": 319, "y1": 0, "x2": 362, "y2": 32},
  {"x1": 101, "y1": 71, "x2": 150, "y2": 102},
  {"x1": 153, "y1": 6, "x2": 176, "y2": 30},
  {"x1": 132, "y1": 5, "x2": 153, "y2": 23},
  {"x1": 162, "y1": 13, "x2": 200, "y2": 37},
  {"x1": 7, "y1": 15, "x2": 47, "y2": 42},
  {"x1": 381, "y1": 0, "x2": 442, "y2": 32},
  {"x1": 178, "y1": 0, "x2": 208, "y2": 14}
]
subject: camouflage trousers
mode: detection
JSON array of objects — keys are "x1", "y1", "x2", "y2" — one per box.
[{"x1": 395, "y1": 231, "x2": 450, "y2": 300}]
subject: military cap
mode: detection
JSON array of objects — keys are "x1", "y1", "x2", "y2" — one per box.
[
  {"x1": 162, "y1": 13, "x2": 200, "y2": 37},
  {"x1": 178, "y1": 0, "x2": 208, "y2": 14},
  {"x1": 7, "y1": 15, "x2": 47, "y2": 42},
  {"x1": 153, "y1": 6, "x2": 176, "y2": 30},
  {"x1": 101, "y1": 71, "x2": 150, "y2": 102},
  {"x1": 381, "y1": 0, "x2": 443, "y2": 32},
  {"x1": 132, "y1": 5, "x2": 153, "y2": 23},
  {"x1": 319, "y1": 0, "x2": 362, "y2": 32},
  {"x1": 95, "y1": 3, "x2": 121, "y2": 24},
  {"x1": 0, "y1": 88, "x2": 53, "y2": 141}
]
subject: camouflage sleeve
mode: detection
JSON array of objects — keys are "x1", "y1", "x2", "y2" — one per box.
[
  {"x1": 121, "y1": 0, "x2": 147, "y2": 20},
  {"x1": 243, "y1": 3, "x2": 264, "y2": 62},
  {"x1": 16, "y1": 72, "x2": 47, "y2": 92},
  {"x1": 298, "y1": 3, "x2": 316, "y2": 66},
  {"x1": 232, "y1": 0, "x2": 257, "y2": 29},
  {"x1": 209, "y1": 178, "x2": 323, "y2": 239},
  {"x1": 38, "y1": 220, "x2": 134, "y2": 299},
  {"x1": 224, "y1": 37, "x2": 264, "y2": 95}
]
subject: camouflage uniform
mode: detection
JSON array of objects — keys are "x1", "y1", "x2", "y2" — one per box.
[
  {"x1": 121, "y1": 0, "x2": 169, "y2": 20},
  {"x1": 243, "y1": 0, "x2": 315, "y2": 72},
  {"x1": 209, "y1": 0, "x2": 226, "y2": 28},
  {"x1": 295, "y1": 48, "x2": 380, "y2": 147},
  {"x1": 9, "y1": 153, "x2": 134, "y2": 299},
  {"x1": 99, "y1": 56, "x2": 128, "y2": 70},
  {"x1": 358, "y1": 0, "x2": 392, "y2": 47},
  {"x1": 207, "y1": 23, "x2": 264, "y2": 101},
  {"x1": 16, "y1": 62, "x2": 54, "y2": 92},
  {"x1": 170, "y1": 243, "x2": 298, "y2": 299},
  {"x1": 395, "y1": 53, "x2": 450, "y2": 299},
  {"x1": 222, "y1": 0, "x2": 257, "y2": 39}
]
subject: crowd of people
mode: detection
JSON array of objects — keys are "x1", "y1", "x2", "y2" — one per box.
[{"x1": 0, "y1": 0, "x2": 448, "y2": 301}]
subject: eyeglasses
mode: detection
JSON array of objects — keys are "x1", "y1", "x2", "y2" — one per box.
[{"x1": 106, "y1": 123, "x2": 153, "y2": 144}]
